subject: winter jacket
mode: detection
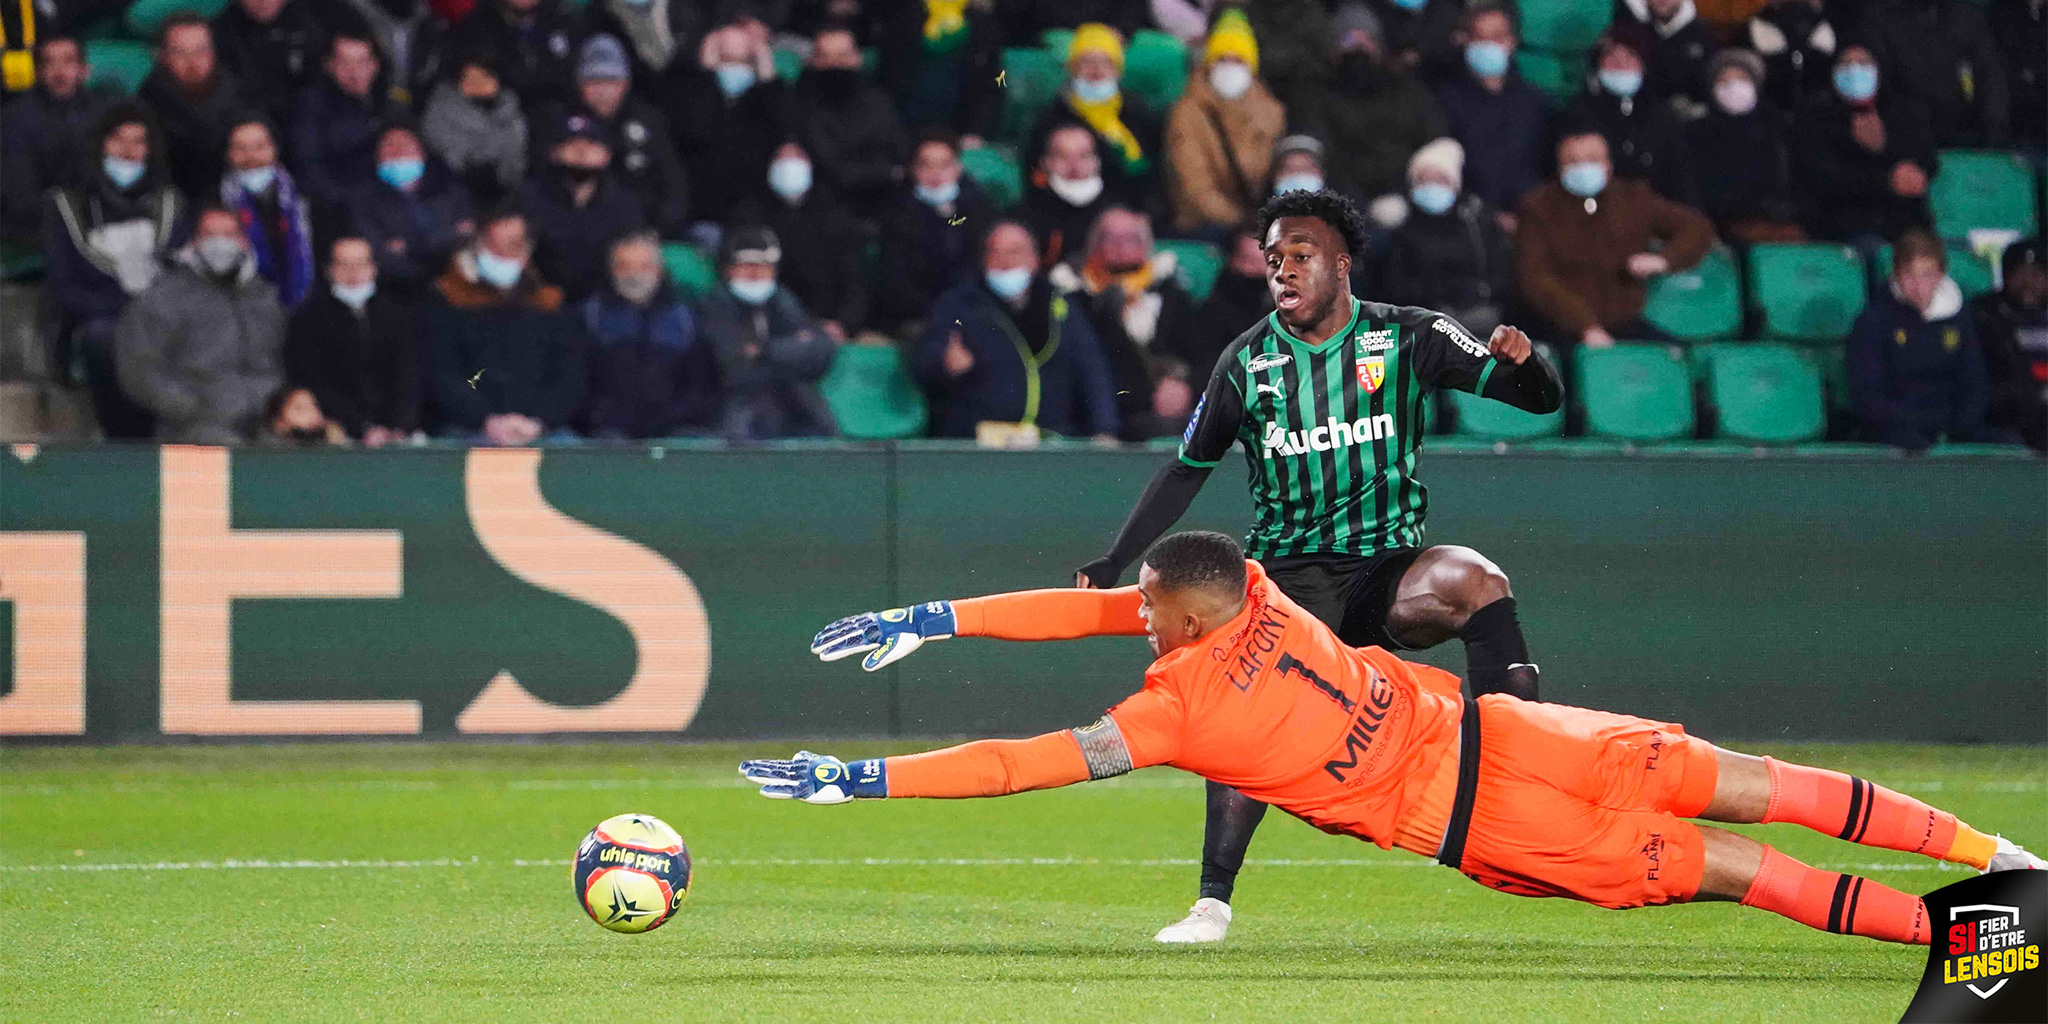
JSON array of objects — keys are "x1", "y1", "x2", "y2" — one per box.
[
  {"x1": 734, "y1": 189, "x2": 868, "y2": 334},
  {"x1": 285, "y1": 288, "x2": 422, "y2": 436},
  {"x1": 1434, "y1": 71, "x2": 1551, "y2": 216},
  {"x1": 876, "y1": 179, "x2": 996, "y2": 329},
  {"x1": 1790, "y1": 91, "x2": 1938, "y2": 242},
  {"x1": 876, "y1": 0, "x2": 1003, "y2": 140},
  {"x1": 1855, "y1": 0, "x2": 2009, "y2": 147},
  {"x1": 1609, "y1": 0, "x2": 1719, "y2": 111},
  {"x1": 578, "y1": 283, "x2": 721, "y2": 438},
  {"x1": 1515, "y1": 176, "x2": 1715, "y2": 337},
  {"x1": 786, "y1": 68, "x2": 911, "y2": 221},
  {"x1": 1380, "y1": 192, "x2": 1514, "y2": 339},
  {"x1": 441, "y1": 0, "x2": 587, "y2": 111},
  {"x1": 114, "y1": 248, "x2": 287, "y2": 444},
  {"x1": 136, "y1": 68, "x2": 248, "y2": 200},
  {"x1": 1049, "y1": 252, "x2": 1201, "y2": 440},
  {"x1": 517, "y1": 171, "x2": 647, "y2": 303},
  {"x1": 0, "y1": 82, "x2": 117, "y2": 244},
  {"x1": 1371, "y1": 0, "x2": 1467, "y2": 82},
  {"x1": 1566, "y1": 85, "x2": 1697, "y2": 207},
  {"x1": 1164, "y1": 72, "x2": 1287, "y2": 234},
  {"x1": 420, "y1": 81, "x2": 530, "y2": 208},
  {"x1": 284, "y1": 77, "x2": 390, "y2": 209},
  {"x1": 342, "y1": 162, "x2": 477, "y2": 294},
  {"x1": 1299, "y1": 55, "x2": 1446, "y2": 203},
  {"x1": 543, "y1": 95, "x2": 689, "y2": 236},
  {"x1": 913, "y1": 278, "x2": 1118, "y2": 439},
  {"x1": 421, "y1": 252, "x2": 588, "y2": 432},
  {"x1": 44, "y1": 169, "x2": 188, "y2": 326},
  {"x1": 1685, "y1": 106, "x2": 1799, "y2": 231},
  {"x1": 1243, "y1": 0, "x2": 1335, "y2": 114},
  {"x1": 671, "y1": 69, "x2": 787, "y2": 222},
  {"x1": 1748, "y1": 0, "x2": 1838, "y2": 114},
  {"x1": 694, "y1": 285, "x2": 837, "y2": 439},
  {"x1": 210, "y1": 0, "x2": 323, "y2": 123},
  {"x1": 1021, "y1": 178, "x2": 1112, "y2": 269},
  {"x1": 1847, "y1": 281, "x2": 2004, "y2": 449}
]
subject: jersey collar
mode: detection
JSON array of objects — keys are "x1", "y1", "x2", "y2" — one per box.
[{"x1": 1266, "y1": 296, "x2": 1361, "y2": 353}]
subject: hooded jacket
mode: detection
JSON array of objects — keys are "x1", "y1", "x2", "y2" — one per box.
[
  {"x1": 1164, "y1": 70, "x2": 1286, "y2": 233},
  {"x1": 421, "y1": 250, "x2": 588, "y2": 432},
  {"x1": 114, "y1": 245, "x2": 286, "y2": 444},
  {"x1": 1847, "y1": 278, "x2": 1999, "y2": 448},
  {"x1": 45, "y1": 140, "x2": 188, "y2": 325}
]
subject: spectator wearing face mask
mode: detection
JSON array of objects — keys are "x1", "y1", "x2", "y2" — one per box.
[
  {"x1": 1790, "y1": 44, "x2": 1936, "y2": 246},
  {"x1": 876, "y1": 0, "x2": 1003, "y2": 146},
  {"x1": 550, "y1": 34, "x2": 690, "y2": 237},
  {"x1": 422, "y1": 52, "x2": 530, "y2": 211},
  {"x1": 1, "y1": 36, "x2": 118, "y2": 246},
  {"x1": 346, "y1": 123, "x2": 477, "y2": 296},
  {"x1": 674, "y1": 22, "x2": 787, "y2": 235},
  {"x1": 582, "y1": 0, "x2": 705, "y2": 111},
  {"x1": 285, "y1": 236, "x2": 420, "y2": 445},
  {"x1": 219, "y1": 116, "x2": 315, "y2": 307},
  {"x1": 1847, "y1": 227, "x2": 2015, "y2": 450},
  {"x1": 1973, "y1": 238, "x2": 2048, "y2": 451},
  {"x1": 1608, "y1": 0, "x2": 1719, "y2": 115},
  {"x1": 1747, "y1": 0, "x2": 1837, "y2": 114},
  {"x1": 915, "y1": 219, "x2": 1118, "y2": 440},
  {"x1": 1855, "y1": 0, "x2": 2009, "y2": 148},
  {"x1": 735, "y1": 141, "x2": 868, "y2": 342},
  {"x1": 1031, "y1": 24, "x2": 1162, "y2": 212},
  {"x1": 137, "y1": 14, "x2": 250, "y2": 201},
  {"x1": 284, "y1": 27, "x2": 392, "y2": 212},
  {"x1": 442, "y1": 0, "x2": 588, "y2": 111},
  {"x1": 579, "y1": 231, "x2": 722, "y2": 439},
  {"x1": 1269, "y1": 135, "x2": 1329, "y2": 197},
  {"x1": 116, "y1": 205, "x2": 287, "y2": 444},
  {"x1": 1164, "y1": 10, "x2": 1286, "y2": 238},
  {"x1": 423, "y1": 210, "x2": 588, "y2": 445},
  {"x1": 209, "y1": 0, "x2": 323, "y2": 124},
  {"x1": 696, "y1": 226, "x2": 838, "y2": 440},
  {"x1": 1565, "y1": 31, "x2": 1697, "y2": 207},
  {"x1": 877, "y1": 132, "x2": 995, "y2": 334},
  {"x1": 1433, "y1": 3, "x2": 1549, "y2": 225},
  {"x1": 1242, "y1": 0, "x2": 1335, "y2": 115},
  {"x1": 1049, "y1": 206, "x2": 1202, "y2": 440},
  {"x1": 1023, "y1": 123, "x2": 1113, "y2": 266},
  {"x1": 787, "y1": 25, "x2": 910, "y2": 222},
  {"x1": 1380, "y1": 138, "x2": 1514, "y2": 340},
  {"x1": 518, "y1": 111, "x2": 647, "y2": 302},
  {"x1": 1299, "y1": 4, "x2": 1445, "y2": 209},
  {"x1": 1686, "y1": 49, "x2": 1802, "y2": 244}
]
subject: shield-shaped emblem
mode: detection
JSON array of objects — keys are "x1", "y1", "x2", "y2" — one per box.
[{"x1": 1356, "y1": 355, "x2": 1385, "y2": 392}]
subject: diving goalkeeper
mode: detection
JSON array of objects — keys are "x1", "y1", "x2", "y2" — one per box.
[{"x1": 749, "y1": 531, "x2": 2042, "y2": 945}]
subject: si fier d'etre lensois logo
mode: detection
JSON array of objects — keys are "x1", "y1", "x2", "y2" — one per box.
[{"x1": 1899, "y1": 869, "x2": 2046, "y2": 1023}]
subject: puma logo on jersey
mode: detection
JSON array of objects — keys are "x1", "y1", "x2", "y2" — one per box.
[
  {"x1": 1262, "y1": 415, "x2": 1395, "y2": 456},
  {"x1": 1246, "y1": 353, "x2": 1292, "y2": 372},
  {"x1": 1255, "y1": 382, "x2": 1284, "y2": 397},
  {"x1": 1431, "y1": 317, "x2": 1489, "y2": 359}
]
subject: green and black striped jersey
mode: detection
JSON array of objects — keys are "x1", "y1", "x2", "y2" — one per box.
[{"x1": 1177, "y1": 297, "x2": 1502, "y2": 560}]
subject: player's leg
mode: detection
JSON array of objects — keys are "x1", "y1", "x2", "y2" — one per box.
[
  {"x1": 1693, "y1": 824, "x2": 1933, "y2": 944},
  {"x1": 1383, "y1": 546, "x2": 1538, "y2": 700}
]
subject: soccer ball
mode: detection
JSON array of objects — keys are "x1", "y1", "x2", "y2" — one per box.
[{"x1": 573, "y1": 813, "x2": 692, "y2": 933}]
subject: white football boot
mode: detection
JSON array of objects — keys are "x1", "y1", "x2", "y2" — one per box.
[
  {"x1": 1154, "y1": 898, "x2": 1232, "y2": 943},
  {"x1": 1985, "y1": 835, "x2": 2047, "y2": 873}
]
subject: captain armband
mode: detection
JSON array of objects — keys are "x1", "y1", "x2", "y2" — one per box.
[{"x1": 1068, "y1": 715, "x2": 1135, "y2": 781}]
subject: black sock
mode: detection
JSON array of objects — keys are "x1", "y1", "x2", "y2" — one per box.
[
  {"x1": 1198, "y1": 779, "x2": 1270, "y2": 903},
  {"x1": 1462, "y1": 596, "x2": 1539, "y2": 700}
]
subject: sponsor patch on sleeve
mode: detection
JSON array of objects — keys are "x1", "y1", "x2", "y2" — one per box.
[{"x1": 1432, "y1": 316, "x2": 1490, "y2": 359}]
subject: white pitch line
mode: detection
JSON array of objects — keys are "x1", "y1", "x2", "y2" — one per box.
[{"x1": 0, "y1": 856, "x2": 1968, "y2": 874}]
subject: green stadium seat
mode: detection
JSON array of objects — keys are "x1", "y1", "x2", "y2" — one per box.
[
  {"x1": 772, "y1": 48, "x2": 804, "y2": 86},
  {"x1": 1747, "y1": 242, "x2": 1866, "y2": 342},
  {"x1": 1576, "y1": 344, "x2": 1695, "y2": 441},
  {"x1": 959, "y1": 145, "x2": 1022, "y2": 209},
  {"x1": 1041, "y1": 29, "x2": 1075, "y2": 57},
  {"x1": 1645, "y1": 246, "x2": 1741, "y2": 341},
  {"x1": 1514, "y1": 48, "x2": 1587, "y2": 105},
  {"x1": 1448, "y1": 389, "x2": 1564, "y2": 440},
  {"x1": 0, "y1": 240, "x2": 46, "y2": 281},
  {"x1": 998, "y1": 48, "x2": 1064, "y2": 143},
  {"x1": 1929, "y1": 149, "x2": 2040, "y2": 239},
  {"x1": 1927, "y1": 442, "x2": 2037, "y2": 458},
  {"x1": 1124, "y1": 30, "x2": 1188, "y2": 108},
  {"x1": 660, "y1": 243, "x2": 718, "y2": 302},
  {"x1": 125, "y1": 0, "x2": 229, "y2": 39},
  {"x1": 1517, "y1": 0, "x2": 1611, "y2": 50},
  {"x1": 821, "y1": 344, "x2": 928, "y2": 439},
  {"x1": 1705, "y1": 343, "x2": 1824, "y2": 443},
  {"x1": 1157, "y1": 239, "x2": 1221, "y2": 302},
  {"x1": 1872, "y1": 242, "x2": 1998, "y2": 300},
  {"x1": 85, "y1": 39, "x2": 155, "y2": 95}
]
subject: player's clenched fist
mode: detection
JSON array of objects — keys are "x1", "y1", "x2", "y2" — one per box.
[
  {"x1": 810, "y1": 601, "x2": 957, "y2": 671},
  {"x1": 739, "y1": 750, "x2": 886, "y2": 804},
  {"x1": 1487, "y1": 325, "x2": 1534, "y2": 364}
]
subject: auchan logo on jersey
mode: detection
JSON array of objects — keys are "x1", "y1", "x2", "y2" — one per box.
[{"x1": 1262, "y1": 414, "x2": 1395, "y2": 457}]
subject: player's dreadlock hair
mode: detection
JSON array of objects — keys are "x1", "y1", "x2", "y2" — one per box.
[
  {"x1": 1141, "y1": 532, "x2": 1247, "y2": 596},
  {"x1": 1256, "y1": 189, "x2": 1370, "y2": 257}
]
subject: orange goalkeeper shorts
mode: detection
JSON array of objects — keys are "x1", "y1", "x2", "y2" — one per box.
[{"x1": 1453, "y1": 695, "x2": 1723, "y2": 909}]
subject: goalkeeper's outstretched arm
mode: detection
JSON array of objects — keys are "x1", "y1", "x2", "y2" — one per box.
[
  {"x1": 740, "y1": 716, "x2": 1143, "y2": 804},
  {"x1": 810, "y1": 587, "x2": 1148, "y2": 670}
]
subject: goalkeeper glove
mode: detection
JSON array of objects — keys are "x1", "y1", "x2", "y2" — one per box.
[
  {"x1": 810, "y1": 600, "x2": 956, "y2": 671},
  {"x1": 739, "y1": 750, "x2": 887, "y2": 804}
]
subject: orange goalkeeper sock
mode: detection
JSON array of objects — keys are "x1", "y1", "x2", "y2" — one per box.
[
  {"x1": 1741, "y1": 845, "x2": 1930, "y2": 945},
  {"x1": 1761, "y1": 757, "x2": 1996, "y2": 869}
]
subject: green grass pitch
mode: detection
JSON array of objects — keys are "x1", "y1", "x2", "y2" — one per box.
[{"x1": 3, "y1": 741, "x2": 2041, "y2": 1023}]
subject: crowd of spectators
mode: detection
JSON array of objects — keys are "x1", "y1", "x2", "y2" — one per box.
[{"x1": 0, "y1": 0, "x2": 2041, "y2": 451}]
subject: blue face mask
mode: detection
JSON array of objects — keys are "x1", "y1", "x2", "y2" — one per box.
[
  {"x1": 1598, "y1": 68, "x2": 1642, "y2": 98},
  {"x1": 715, "y1": 64, "x2": 756, "y2": 98},
  {"x1": 1561, "y1": 160, "x2": 1608, "y2": 198},
  {"x1": 985, "y1": 267, "x2": 1032, "y2": 300},
  {"x1": 378, "y1": 158, "x2": 424, "y2": 189},
  {"x1": 1071, "y1": 76, "x2": 1118, "y2": 103},
  {"x1": 768, "y1": 157, "x2": 812, "y2": 201},
  {"x1": 1273, "y1": 173, "x2": 1323, "y2": 195},
  {"x1": 915, "y1": 180, "x2": 960, "y2": 207},
  {"x1": 1410, "y1": 182, "x2": 1457, "y2": 215},
  {"x1": 1834, "y1": 62, "x2": 1878, "y2": 102},
  {"x1": 103, "y1": 156, "x2": 145, "y2": 189},
  {"x1": 332, "y1": 280, "x2": 376, "y2": 309},
  {"x1": 235, "y1": 166, "x2": 276, "y2": 194},
  {"x1": 1389, "y1": 0, "x2": 1428, "y2": 9},
  {"x1": 475, "y1": 249, "x2": 525, "y2": 290},
  {"x1": 1465, "y1": 41, "x2": 1511, "y2": 79},
  {"x1": 728, "y1": 277, "x2": 777, "y2": 304}
]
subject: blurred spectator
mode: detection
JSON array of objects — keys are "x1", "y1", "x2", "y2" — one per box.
[
  {"x1": 519, "y1": 111, "x2": 647, "y2": 302},
  {"x1": 1790, "y1": 45, "x2": 1936, "y2": 245},
  {"x1": 1244, "y1": 0, "x2": 1335, "y2": 115},
  {"x1": 138, "y1": 14, "x2": 249, "y2": 200},
  {"x1": 674, "y1": 22, "x2": 786, "y2": 231},
  {"x1": 696, "y1": 226, "x2": 838, "y2": 439},
  {"x1": 1686, "y1": 49, "x2": 1803, "y2": 244},
  {"x1": 1987, "y1": 0, "x2": 2043, "y2": 152},
  {"x1": 1300, "y1": 5, "x2": 1445, "y2": 206},
  {"x1": 260, "y1": 386, "x2": 351, "y2": 445},
  {"x1": 914, "y1": 220, "x2": 1118, "y2": 440},
  {"x1": 996, "y1": 0, "x2": 1144, "y2": 40},
  {"x1": 1048, "y1": 206, "x2": 1200, "y2": 440},
  {"x1": 1367, "y1": 0, "x2": 1465, "y2": 81},
  {"x1": 579, "y1": 231, "x2": 722, "y2": 439},
  {"x1": 422, "y1": 210, "x2": 588, "y2": 444},
  {"x1": 0, "y1": 37, "x2": 117, "y2": 245},
  {"x1": 0, "y1": 0, "x2": 42, "y2": 96},
  {"x1": 443, "y1": 0, "x2": 586, "y2": 111},
  {"x1": 740, "y1": 141, "x2": 868, "y2": 341},
  {"x1": 787, "y1": 25, "x2": 909, "y2": 221},
  {"x1": 219, "y1": 116, "x2": 315, "y2": 307},
  {"x1": 286, "y1": 26, "x2": 391, "y2": 211},
  {"x1": 1379, "y1": 139, "x2": 1514, "y2": 339},
  {"x1": 209, "y1": 0, "x2": 322, "y2": 123},
  {"x1": 1269, "y1": 134, "x2": 1327, "y2": 195},
  {"x1": 1515, "y1": 129, "x2": 1714, "y2": 347},
  {"x1": 1746, "y1": 0, "x2": 1837, "y2": 113},
  {"x1": 1975, "y1": 238, "x2": 2048, "y2": 451},
  {"x1": 1033, "y1": 24, "x2": 1162, "y2": 211},
  {"x1": 1566, "y1": 32, "x2": 1696, "y2": 206},
  {"x1": 341, "y1": 0, "x2": 449, "y2": 107},
  {"x1": 1847, "y1": 228, "x2": 2012, "y2": 450},
  {"x1": 877, "y1": 133, "x2": 995, "y2": 332},
  {"x1": 45, "y1": 103, "x2": 190, "y2": 439},
  {"x1": 1434, "y1": 2, "x2": 1548, "y2": 224},
  {"x1": 875, "y1": 0, "x2": 1002, "y2": 145},
  {"x1": 1023, "y1": 123, "x2": 1113, "y2": 266},
  {"x1": 1187, "y1": 222, "x2": 1273, "y2": 373},
  {"x1": 285, "y1": 236, "x2": 420, "y2": 444},
  {"x1": 116, "y1": 205, "x2": 286, "y2": 444},
  {"x1": 1164, "y1": 10, "x2": 1285, "y2": 237},
  {"x1": 1608, "y1": 0, "x2": 1718, "y2": 114},
  {"x1": 1151, "y1": 0, "x2": 1224, "y2": 45},
  {"x1": 582, "y1": 0, "x2": 704, "y2": 108},
  {"x1": 555, "y1": 34, "x2": 689, "y2": 235},
  {"x1": 1856, "y1": 0, "x2": 2008, "y2": 148},
  {"x1": 346, "y1": 123, "x2": 477, "y2": 295},
  {"x1": 421, "y1": 51, "x2": 530, "y2": 210}
]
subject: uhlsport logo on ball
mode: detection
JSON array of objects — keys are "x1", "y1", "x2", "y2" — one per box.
[{"x1": 573, "y1": 813, "x2": 692, "y2": 933}]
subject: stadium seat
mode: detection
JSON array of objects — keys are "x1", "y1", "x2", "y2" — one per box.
[
  {"x1": 85, "y1": 39, "x2": 155, "y2": 95},
  {"x1": 1156, "y1": 239, "x2": 1221, "y2": 302},
  {"x1": 1929, "y1": 149, "x2": 2040, "y2": 239},
  {"x1": 0, "y1": 240, "x2": 46, "y2": 281},
  {"x1": 1041, "y1": 28, "x2": 1075, "y2": 57},
  {"x1": 821, "y1": 343, "x2": 928, "y2": 439},
  {"x1": 125, "y1": 0, "x2": 229, "y2": 39},
  {"x1": 1872, "y1": 242, "x2": 1998, "y2": 300},
  {"x1": 1705, "y1": 343, "x2": 1824, "y2": 444},
  {"x1": 772, "y1": 48, "x2": 804, "y2": 85},
  {"x1": 1644, "y1": 246, "x2": 1741, "y2": 341},
  {"x1": 1448, "y1": 389, "x2": 1563, "y2": 440},
  {"x1": 1514, "y1": 49, "x2": 1588, "y2": 106},
  {"x1": 959, "y1": 146, "x2": 1023, "y2": 209},
  {"x1": 1747, "y1": 242, "x2": 1866, "y2": 342},
  {"x1": 660, "y1": 243, "x2": 718, "y2": 302},
  {"x1": 998, "y1": 48, "x2": 1064, "y2": 143},
  {"x1": 1518, "y1": 0, "x2": 1611, "y2": 50},
  {"x1": 1124, "y1": 30, "x2": 1188, "y2": 108},
  {"x1": 1576, "y1": 344, "x2": 1695, "y2": 441}
]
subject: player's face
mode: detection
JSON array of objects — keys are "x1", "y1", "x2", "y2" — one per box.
[
  {"x1": 1136, "y1": 565, "x2": 1174, "y2": 658},
  {"x1": 1263, "y1": 217, "x2": 1349, "y2": 329}
]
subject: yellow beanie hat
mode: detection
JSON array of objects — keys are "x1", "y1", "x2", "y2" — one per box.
[
  {"x1": 1204, "y1": 10, "x2": 1259, "y2": 73},
  {"x1": 1067, "y1": 23, "x2": 1126, "y2": 72}
]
